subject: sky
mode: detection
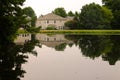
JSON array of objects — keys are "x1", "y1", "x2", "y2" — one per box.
[{"x1": 24, "y1": 0, "x2": 102, "y2": 17}]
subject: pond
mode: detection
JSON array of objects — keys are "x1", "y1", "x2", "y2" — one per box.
[{"x1": 0, "y1": 34, "x2": 120, "y2": 80}]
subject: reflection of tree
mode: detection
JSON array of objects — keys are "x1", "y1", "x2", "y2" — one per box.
[
  {"x1": 65, "y1": 35, "x2": 80, "y2": 46},
  {"x1": 102, "y1": 36, "x2": 120, "y2": 65},
  {"x1": 68, "y1": 43, "x2": 74, "y2": 48},
  {"x1": 65, "y1": 35, "x2": 120, "y2": 65},
  {"x1": 0, "y1": 38, "x2": 40, "y2": 80},
  {"x1": 55, "y1": 43, "x2": 67, "y2": 51},
  {"x1": 78, "y1": 35, "x2": 112, "y2": 59}
]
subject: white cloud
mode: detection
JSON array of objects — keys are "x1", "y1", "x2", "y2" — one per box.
[{"x1": 24, "y1": 0, "x2": 102, "y2": 17}]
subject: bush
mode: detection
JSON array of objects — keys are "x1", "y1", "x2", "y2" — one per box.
[{"x1": 64, "y1": 20, "x2": 79, "y2": 29}]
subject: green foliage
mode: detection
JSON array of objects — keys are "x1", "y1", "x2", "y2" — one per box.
[
  {"x1": 111, "y1": 10, "x2": 120, "y2": 29},
  {"x1": 80, "y1": 3, "x2": 102, "y2": 29},
  {"x1": 0, "y1": 36, "x2": 40, "y2": 79},
  {"x1": 102, "y1": 0, "x2": 120, "y2": 29},
  {"x1": 64, "y1": 20, "x2": 79, "y2": 29},
  {"x1": 102, "y1": 0, "x2": 120, "y2": 12},
  {"x1": 0, "y1": 0, "x2": 26, "y2": 44},
  {"x1": 23, "y1": 7, "x2": 37, "y2": 27},
  {"x1": 74, "y1": 11, "x2": 80, "y2": 21},
  {"x1": 68, "y1": 11, "x2": 74, "y2": 16},
  {"x1": 101, "y1": 6, "x2": 113, "y2": 28},
  {"x1": 53, "y1": 7, "x2": 67, "y2": 17},
  {"x1": 80, "y1": 3, "x2": 113, "y2": 29}
]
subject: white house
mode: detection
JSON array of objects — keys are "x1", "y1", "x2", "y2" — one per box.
[{"x1": 36, "y1": 13, "x2": 73, "y2": 30}]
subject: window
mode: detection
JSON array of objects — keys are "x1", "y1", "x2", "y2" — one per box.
[
  {"x1": 22, "y1": 34, "x2": 24, "y2": 37},
  {"x1": 47, "y1": 38, "x2": 49, "y2": 41},
  {"x1": 54, "y1": 38, "x2": 56, "y2": 41},
  {"x1": 59, "y1": 26, "x2": 61, "y2": 30},
  {"x1": 54, "y1": 20, "x2": 56, "y2": 24},
  {"x1": 47, "y1": 20, "x2": 49, "y2": 24}
]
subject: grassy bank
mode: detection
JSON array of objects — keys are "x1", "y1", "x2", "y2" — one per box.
[
  {"x1": 39, "y1": 30, "x2": 120, "y2": 35},
  {"x1": 17, "y1": 29, "x2": 29, "y2": 34},
  {"x1": 17, "y1": 30, "x2": 120, "y2": 35}
]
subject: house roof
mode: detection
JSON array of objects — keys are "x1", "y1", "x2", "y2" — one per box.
[
  {"x1": 66, "y1": 16, "x2": 74, "y2": 20},
  {"x1": 38, "y1": 13, "x2": 66, "y2": 20}
]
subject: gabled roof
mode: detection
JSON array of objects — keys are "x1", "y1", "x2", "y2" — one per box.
[{"x1": 38, "y1": 13, "x2": 66, "y2": 20}]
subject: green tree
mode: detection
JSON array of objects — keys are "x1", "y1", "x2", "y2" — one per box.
[
  {"x1": 102, "y1": 0, "x2": 120, "y2": 29},
  {"x1": 0, "y1": 0, "x2": 26, "y2": 44},
  {"x1": 101, "y1": 6, "x2": 113, "y2": 28},
  {"x1": 68, "y1": 11, "x2": 74, "y2": 16},
  {"x1": 53, "y1": 7, "x2": 67, "y2": 17},
  {"x1": 102, "y1": 0, "x2": 120, "y2": 11},
  {"x1": 0, "y1": 37, "x2": 40, "y2": 80},
  {"x1": 111, "y1": 10, "x2": 120, "y2": 29},
  {"x1": 80, "y1": 3, "x2": 113, "y2": 29},
  {"x1": 64, "y1": 20, "x2": 79, "y2": 29},
  {"x1": 65, "y1": 11, "x2": 80, "y2": 30},
  {"x1": 74, "y1": 11, "x2": 80, "y2": 21},
  {"x1": 23, "y1": 7, "x2": 37, "y2": 27}
]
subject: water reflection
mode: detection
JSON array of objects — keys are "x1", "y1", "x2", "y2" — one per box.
[
  {"x1": 14, "y1": 34, "x2": 120, "y2": 66},
  {"x1": 23, "y1": 34, "x2": 120, "y2": 80},
  {"x1": 65, "y1": 35, "x2": 120, "y2": 65},
  {"x1": 0, "y1": 34, "x2": 40, "y2": 80},
  {"x1": 36, "y1": 34, "x2": 73, "y2": 51},
  {"x1": 0, "y1": 33, "x2": 120, "y2": 80}
]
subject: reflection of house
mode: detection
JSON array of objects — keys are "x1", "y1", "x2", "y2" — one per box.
[
  {"x1": 14, "y1": 34, "x2": 31, "y2": 45},
  {"x1": 36, "y1": 34, "x2": 73, "y2": 48},
  {"x1": 14, "y1": 34, "x2": 73, "y2": 47},
  {"x1": 36, "y1": 13, "x2": 73, "y2": 29}
]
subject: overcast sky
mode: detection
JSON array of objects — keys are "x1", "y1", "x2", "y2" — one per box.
[{"x1": 24, "y1": 0, "x2": 102, "y2": 17}]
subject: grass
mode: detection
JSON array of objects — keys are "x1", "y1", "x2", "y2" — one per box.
[
  {"x1": 17, "y1": 29, "x2": 29, "y2": 34},
  {"x1": 39, "y1": 30, "x2": 120, "y2": 35},
  {"x1": 17, "y1": 29, "x2": 120, "y2": 35}
]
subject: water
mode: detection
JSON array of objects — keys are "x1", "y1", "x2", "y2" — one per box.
[{"x1": 1, "y1": 34, "x2": 120, "y2": 80}]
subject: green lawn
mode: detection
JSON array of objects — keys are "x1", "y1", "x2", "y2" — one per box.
[
  {"x1": 18, "y1": 30, "x2": 120, "y2": 35},
  {"x1": 39, "y1": 30, "x2": 120, "y2": 35}
]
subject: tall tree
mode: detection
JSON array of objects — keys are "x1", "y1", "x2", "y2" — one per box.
[
  {"x1": 79, "y1": 3, "x2": 113, "y2": 29},
  {"x1": 53, "y1": 7, "x2": 67, "y2": 17},
  {"x1": 74, "y1": 11, "x2": 80, "y2": 22},
  {"x1": 68, "y1": 11, "x2": 74, "y2": 16},
  {"x1": 102, "y1": 0, "x2": 120, "y2": 29},
  {"x1": 0, "y1": 35, "x2": 40, "y2": 80},
  {"x1": 23, "y1": 7, "x2": 37, "y2": 27},
  {"x1": 102, "y1": 0, "x2": 120, "y2": 11},
  {"x1": 0, "y1": 0, "x2": 26, "y2": 44}
]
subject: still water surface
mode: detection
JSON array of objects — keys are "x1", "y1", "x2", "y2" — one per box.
[{"x1": 2, "y1": 34, "x2": 120, "y2": 80}]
